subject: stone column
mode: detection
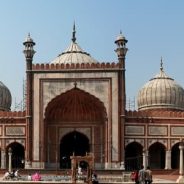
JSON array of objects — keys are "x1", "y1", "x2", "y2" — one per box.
[
  {"x1": 165, "y1": 150, "x2": 171, "y2": 170},
  {"x1": 1, "y1": 150, "x2": 6, "y2": 169},
  {"x1": 179, "y1": 144, "x2": 184, "y2": 175},
  {"x1": 143, "y1": 150, "x2": 148, "y2": 169},
  {"x1": 8, "y1": 148, "x2": 12, "y2": 172},
  {"x1": 177, "y1": 141, "x2": 184, "y2": 183}
]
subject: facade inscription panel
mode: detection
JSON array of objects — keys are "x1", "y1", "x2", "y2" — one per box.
[
  {"x1": 171, "y1": 127, "x2": 184, "y2": 136},
  {"x1": 6, "y1": 126, "x2": 25, "y2": 136},
  {"x1": 149, "y1": 126, "x2": 167, "y2": 136},
  {"x1": 125, "y1": 125, "x2": 144, "y2": 135}
]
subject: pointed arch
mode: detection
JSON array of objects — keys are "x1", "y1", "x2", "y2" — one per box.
[
  {"x1": 125, "y1": 142, "x2": 143, "y2": 171},
  {"x1": 44, "y1": 87, "x2": 107, "y2": 169},
  {"x1": 148, "y1": 142, "x2": 165, "y2": 169},
  {"x1": 60, "y1": 131, "x2": 90, "y2": 168},
  {"x1": 171, "y1": 142, "x2": 179, "y2": 169},
  {"x1": 45, "y1": 87, "x2": 107, "y2": 122},
  {"x1": 6, "y1": 142, "x2": 25, "y2": 169}
]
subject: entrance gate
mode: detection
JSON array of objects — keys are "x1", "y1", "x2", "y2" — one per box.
[{"x1": 70, "y1": 153, "x2": 94, "y2": 184}]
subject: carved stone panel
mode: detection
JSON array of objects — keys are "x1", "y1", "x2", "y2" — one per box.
[
  {"x1": 5, "y1": 126, "x2": 25, "y2": 136},
  {"x1": 171, "y1": 126, "x2": 184, "y2": 136},
  {"x1": 149, "y1": 126, "x2": 167, "y2": 136},
  {"x1": 171, "y1": 139, "x2": 180, "y2": 148},
  {"x1": 148, "y1": 139, "x2": 167, "y2": 148},
  {"x1": 125, "y1": 138, "x2": 144, "y2": 147},
  {"x1": 125, "y1": 125, "x2": 144, "y2": 135}
]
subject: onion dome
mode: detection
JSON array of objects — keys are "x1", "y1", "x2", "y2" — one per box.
[
  {"x1": 137, "y1": 60, "x2": 184, "y2": 111},
  {"x1": 51, "y1": 24, "x2": 98, "y2": 64},
  {"x1": 0, "y1": 81, "x2": 12, "y2": 111},
  {"x1": 115, "y1": 30, "x2": 127, "y2": 44}
]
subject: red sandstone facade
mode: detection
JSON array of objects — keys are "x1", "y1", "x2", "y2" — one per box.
[{"x1": 0, "y1": 28, "x2": 183, "y2": 171}]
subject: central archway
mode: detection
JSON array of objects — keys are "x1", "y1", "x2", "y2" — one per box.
[
  {"x1": 60, "y1": 131, "x2": 89, "y2": 168},
  {"x1": 44, "y1": 87, "x2": 107, "y2": 169}
]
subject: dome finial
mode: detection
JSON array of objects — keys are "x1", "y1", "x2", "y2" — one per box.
[
  {"x1": 160, "y1": 57, "x2": 163, "y2": 71},
  {"x1": 72, "y1": 22, "x2": 76, "y2": 43}
]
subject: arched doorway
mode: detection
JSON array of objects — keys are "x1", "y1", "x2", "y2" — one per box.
[
  {"x1": 125, "y1": 142, "x2": 143, "y2": 171},
  {"x1": 7, "y1": 143, "x2": 25, "y2": 169},
  {"x1": 70, "y1": 154, "x2": 94, "y2": 183},
  {"x1": 45, "y1": 87, "x2": 107, "y2": 169},
  {"x1": 149, "y1": 142, "x2": 165, "y2": 169},
  {"x1": 60, "y1": 131, "x2": 90, "y2": 168},
  {"x1": 171, "y1": 143, "x2": 179, "y2": 169}
]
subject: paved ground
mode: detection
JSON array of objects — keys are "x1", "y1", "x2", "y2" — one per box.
[
  {"x1": 153, "y1": 174, "x2": 179, "y2": 183},
  {"x1": 0, "y1": 172, "x2": 180, "y2": 183}
]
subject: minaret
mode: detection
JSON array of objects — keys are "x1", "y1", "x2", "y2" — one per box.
[
  {"x1": 115, "y1": 30, "x2": 128, "y2": 65},
  {"x1": 23, "y1": 33, "x2": 36, "y2": 168},
  {"x1": 115, "y1": 31, "x2": 128, "y2": 168}
]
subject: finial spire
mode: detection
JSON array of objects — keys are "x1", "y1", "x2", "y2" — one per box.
[
  {"x1": 72, "y1": 22, "x2": 76, "y2": 43},
  {"x1": 74, "y1": 81, "x2": 77, "y2": 88},
  {"x1": 160, "y1": 57, "x2": 163, "y2": 71}
]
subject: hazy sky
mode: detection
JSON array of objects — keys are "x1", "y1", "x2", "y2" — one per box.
[{"x1": 0, "y1": 0, "x2": 184, "y2": 110}]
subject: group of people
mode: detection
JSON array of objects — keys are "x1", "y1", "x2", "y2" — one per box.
[
  {"x1": 131, "y1": 165, "x2": 152, "y2": 184},
  {"x1": 3, "y1": 170, "x2": 20, "y2": 180},
  {"x1": 3, "y1": 170, "x2": 42, "y2": 181},
  {"x1": 78, "y1": 166, "x2": 99, "y2": 184}
]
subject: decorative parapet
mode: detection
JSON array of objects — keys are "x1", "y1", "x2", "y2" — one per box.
[
  {"x1": 0, "y1": 111, "x2": 26, "y2": 118},
  {"x1": 32, "y1": 62, "x2": 122, "y2": 71},
  {"x1": 126, "y1": 109, "x2": 184, "y2": 118}
]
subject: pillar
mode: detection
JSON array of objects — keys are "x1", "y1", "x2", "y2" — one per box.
[
  {"x1": 143, "y1": 150, "x2": 148, "y2": 169},
  {"x1": 179, "y1": 143, "x2": 184, "y2": 175},
  {"x1": 165, "y1": 150, "x2": 171, "y2": 170},
  {"x1": 1, "y1": 150, "x2": 6, "y2": 169},
  {"x1": 177, "y1": 141, "x2": 184, "y2": 183},
  {"x1": 8, "y1": 148, "x2": 12, "y2": 172}
]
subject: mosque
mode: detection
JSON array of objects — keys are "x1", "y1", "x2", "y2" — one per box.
[{"x1": 0, "y1": 24, "x2": 184, "y2": 172}]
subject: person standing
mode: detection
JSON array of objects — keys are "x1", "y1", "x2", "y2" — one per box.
[
  {"x1": 138, "y1": 165, "x2": 145, "y2": 184},
  {"x1": 27, "y1": 174, "x2": 32, "y2": 181},
  {"x1": 134, "y1": 169, "x2": 139, "y2": 184},
  {"x1": 145, "y1": 166, "x2": 152, "y2": 184},
  {"x1": 92, "y1": 173, "x2": 99, "y2": 184}
]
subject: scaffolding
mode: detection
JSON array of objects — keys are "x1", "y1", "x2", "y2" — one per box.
[
  {"x1": 126, "y1": 97, "x2": 136, "y2": 111},
  {"x1": 14, "y1": 79, "x2": 26, "y2": 111}
]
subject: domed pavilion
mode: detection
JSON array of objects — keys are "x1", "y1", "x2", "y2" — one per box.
[{"x1": 0, "y1": 81, "x2": 12, "y2": 111}]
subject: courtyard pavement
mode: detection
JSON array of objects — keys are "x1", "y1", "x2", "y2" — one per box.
[
  {"x1": 153, "y1": 174, "x2": 178, "y2": 183},
  {"x1": 0, "y1": 172, "x2": 180, "y2": 183}
]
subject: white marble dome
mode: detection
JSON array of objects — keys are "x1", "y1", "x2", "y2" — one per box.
[
  {"x1": 0, "y1": 81, "x2": 12, "y2": 111},
  {"x1": 137, "y1": 63, "x2": 184, "y2": 111},
  {"x1": 51, "y1": 25, "x2": 97, "y2": 64},
  {"x1": 51, "y1": 41, "x2": 97, "y2": 64}
]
